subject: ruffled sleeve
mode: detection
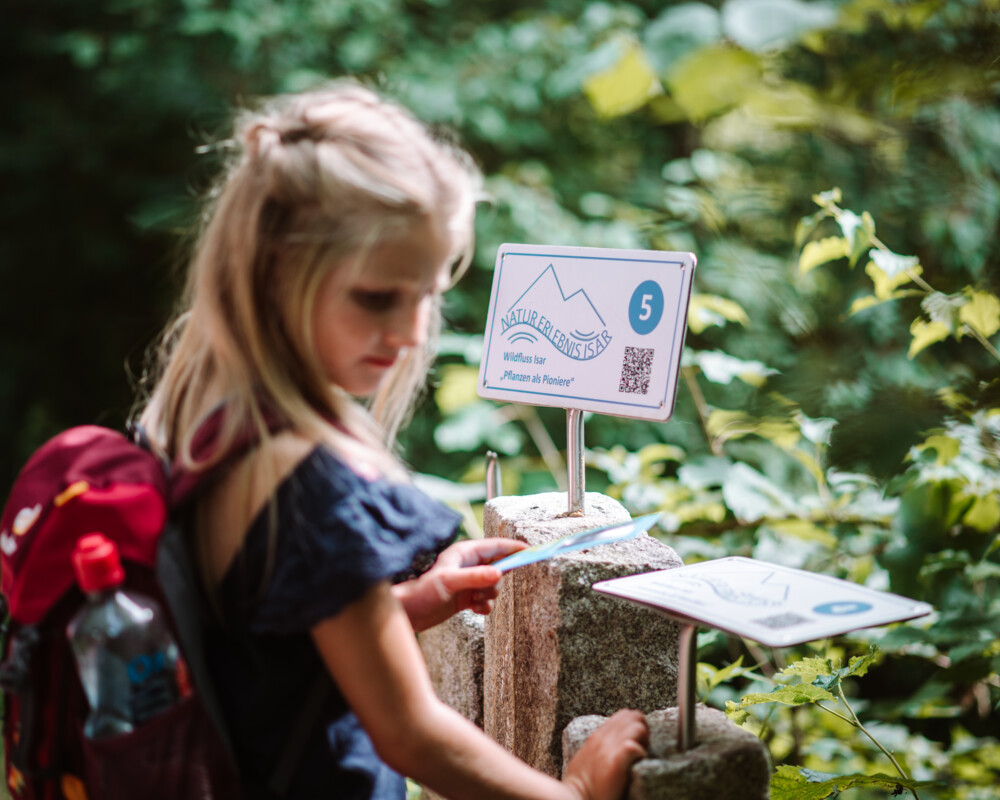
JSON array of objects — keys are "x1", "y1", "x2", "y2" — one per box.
[{"x1": 230, "y1": 447, "x2": 461, "y2": 635}]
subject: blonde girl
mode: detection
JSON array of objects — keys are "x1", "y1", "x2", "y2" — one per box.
[{"x1": 138, "y1": 82, "x2": 648, "y2": 800}]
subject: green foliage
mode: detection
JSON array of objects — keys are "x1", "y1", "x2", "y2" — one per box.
[
  {"x1": 771, "y1": 766, "x2": 937, "y2": 800},
  {"x1": 5, "y1": 0, "x2": 1000, "y2": 797}
]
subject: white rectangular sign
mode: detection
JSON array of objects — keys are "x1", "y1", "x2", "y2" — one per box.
[
  {"x1": 593, "y1": 557, "x2": 933, "y2": 647},
  {"x1": 477, "y1": 244, "x2": 696, "y2": 421}
]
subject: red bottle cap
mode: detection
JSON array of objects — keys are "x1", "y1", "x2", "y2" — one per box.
[{"x1": 72, "y1": 534, "x2": 125, "y2": 593}]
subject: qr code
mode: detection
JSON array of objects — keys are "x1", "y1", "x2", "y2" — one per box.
[
  {"x1": 753, "y1": 612, "x2": 810, "y2": 630},
  {"x1": 619, "y1": 346, "x2": 654, "y2": 395}
]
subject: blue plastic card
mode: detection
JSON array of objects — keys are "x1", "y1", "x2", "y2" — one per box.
[{"x1": 492, "y1": 512, "x2": 662, "y2": 573}]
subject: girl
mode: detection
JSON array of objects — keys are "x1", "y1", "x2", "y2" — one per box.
[{"x1": 138, "y1": 82, "x2": 648, "y2": 800}]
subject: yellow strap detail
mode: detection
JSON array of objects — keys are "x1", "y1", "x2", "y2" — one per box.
[
  {"x1": 53, "y1": 481, "x2": 90, "y2": 508},
  {"x1": 61, "y1": 774, "x2": 89, "y2": 800}
]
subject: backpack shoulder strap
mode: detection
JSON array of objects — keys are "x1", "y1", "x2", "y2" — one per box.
[{"x1": 153, "y1": 405, "x2": 330, "y2": 797}]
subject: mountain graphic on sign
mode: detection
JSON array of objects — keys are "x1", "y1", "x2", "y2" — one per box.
[
  {"x1": 507, "y1": 264, "x2": 607, "y2": 341},
  {"x1": 681, "y1": 569, "x2": 790, "y2": 607}
]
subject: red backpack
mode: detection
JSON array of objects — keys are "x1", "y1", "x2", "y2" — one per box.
[{"x1": 0, "y1": 422, "x2": 324, "y2": 800}]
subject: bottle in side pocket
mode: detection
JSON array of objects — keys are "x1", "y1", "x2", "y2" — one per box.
[{"x1": 67, "y1": 533, "x2": 189, "y2": 740}]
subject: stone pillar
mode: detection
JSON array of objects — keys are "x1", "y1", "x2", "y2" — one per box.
[
  {"x1": 563, "y1": 707, "x2": 771, "y2": 800},
  {"x1": 418, "y1": 609, "x2": 485, "y2": 729},
  {"x1": 483, "y1": 492, "x2": 683, "y2": 777},
  {"x1": 418, "y1": 610, "x2": 486, "y2": 800}
]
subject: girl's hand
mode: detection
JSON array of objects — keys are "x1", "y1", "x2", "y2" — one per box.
[
  {"x1": 562, "y1": 710, "x2": 649, "y2": 800},
  {"x1": 393, "y1": 538, "x2": 527, "y2": 632}
]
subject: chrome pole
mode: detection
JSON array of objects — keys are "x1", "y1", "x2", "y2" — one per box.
[
  {"x1": 566, "y1": 408, "x2": 585, "y2": 514},
  {"x1": 677, "y1": 623, "x2": 698, "y2": 752},
  {"x1": 485, "y1": 451, "x2": 502, "y2": 501}
]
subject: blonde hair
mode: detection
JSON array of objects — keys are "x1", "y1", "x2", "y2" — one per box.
[{"x1": 137, "y1": 82, "x2": 481, "y2": 477}]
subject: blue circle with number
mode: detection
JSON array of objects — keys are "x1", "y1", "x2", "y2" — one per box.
[
  {"x1": 628, "y1": 281, "x2": 664, "y2": 335},
  {"x1": 813, "y1": 601, "x2": 872, "y2": 616}
]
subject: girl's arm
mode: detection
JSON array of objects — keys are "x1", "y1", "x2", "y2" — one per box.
[
  {"x1": 311, "y1": 580, "x2": 648, "y2": 800},
  {"x1": 392, "y1": 538, "x2": 528, "y2": 632}
]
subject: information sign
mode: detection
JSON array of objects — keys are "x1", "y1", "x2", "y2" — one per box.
[
  {"x1": 478, "y1": 244, "x2": 696, "y2": 421},
  {"x1": 593, "y1": 557, "x2": 932, "y2": 647}
]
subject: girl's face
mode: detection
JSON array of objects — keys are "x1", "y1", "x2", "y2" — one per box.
[{"x1": 311, "y1": 223, "x2": 453, "y2": 397}]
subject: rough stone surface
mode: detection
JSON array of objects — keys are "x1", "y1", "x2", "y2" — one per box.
[
  {"x1": 563, "y1": 707, "x2": 771, "y2": 800},
  {"x1": 418, "y1": 609, "x2": 485, "y2": 728},
  {"x1": 418, "y1": 611, "x2": 485, "y2": 800},
  {"x1": 484, "y1": 492, "x2": 683, "y2": 777}
]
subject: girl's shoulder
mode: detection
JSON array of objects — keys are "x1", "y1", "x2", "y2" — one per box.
[
  {"x1": 218, "y1": 438, "x2": 462, "y2": 634},
  {"x1": 198, "y1": 430, "x2": 317, "y2": 585}
]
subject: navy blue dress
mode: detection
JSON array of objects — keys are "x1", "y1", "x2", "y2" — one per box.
[{"x1": 207, "y1": 446, "x2": 461, "y2": 799}]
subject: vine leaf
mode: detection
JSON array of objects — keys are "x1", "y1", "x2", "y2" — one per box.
[
  {"x1": 771, "y1": 765, "x2": 938, "y2": 800},
  {"x1": 913, "y1": 433, "x2": 960, "y2": 466},
  {"x1": 582, "y1": 38, "x2": 661, "y2": 118},
  {"x1": 962, "y1": 492, "x2": 1000, "y2": 533},
  {"x1": 688, "y1": 293, "x2": 750, "y2": 333},
  {"x1": 799, "y1": 236, "x2": 849, "y2": 274},
  {"x1": 866, "y1": 260, "x2": 921, "y2": 300},
  {"x1": 726, "y1": 683, "x2": 836, "y2": 725},
  {"x1": 908, "y1": 318, "x2": 950, "y2": 359},
  {"x1": 812, "y1": 645, "x2": 878, "y2": 691},
  {"x1": 697, "y1": 655, "x2": 755, "y2": 698},
  {"x1": 869, "y1": 248, "x2": 919, "y2": 279},
  {"x1": 690, "y1": 350, "x2": 779, "y2": 386},
  {"x1": 958, "y1": 289, "x2": 1000, "y2": 338}
]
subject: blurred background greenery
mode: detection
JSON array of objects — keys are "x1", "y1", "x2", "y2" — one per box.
[{"x1": 3, "y1": 1, "x2": 999, "y2": 797}]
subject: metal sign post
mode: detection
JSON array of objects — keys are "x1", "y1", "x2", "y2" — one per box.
[
  {"x1": 566, "y1": 409, "x2": 585, "y2": 515},
  {"x1": 485, "y1": 451, "x2": 502, "y2": 501},
  {"x1": 594, "y1": 557, "x2": 933, "y2": 753},
  {"x1": 676, "y1": 623, "x2": 698, "y2": 752}
]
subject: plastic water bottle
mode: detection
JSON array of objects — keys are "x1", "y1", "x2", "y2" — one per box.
[{"x1": 66, "y1": 533, "x2": 188, "y2": 740}]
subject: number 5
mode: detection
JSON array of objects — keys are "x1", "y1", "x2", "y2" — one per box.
[{"x1": 639, "y1": 294, "x2": 653, "y2": 321}]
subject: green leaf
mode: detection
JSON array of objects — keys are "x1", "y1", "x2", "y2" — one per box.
[
  {"x1": 937, "y1": 387, "x2": 974, "y2": 412},
  {"x1": 435, "y1": 364, "x2": 483, "y2": 414},
  {"x1": 665, "y1": 44, "x2": 761, "y2": 121},
  {"x1": 767, "y1": 518, "x2": 838, "y2": 547},
  {"x1": 869, "y1": 248, "x2": 919, "y2": 278},
  {"x1": 811, "y1": 188, "x2": 842, "y2": 209},
  {"x1": 722, "y1": 0, "x2": 838, "y2": 52},
  {"x1": 959, "y1": 289, "x2": 1000, "y2": 338},
  {"x1": 842, "y1": 210, "x2": 876, "y2": 266},
  {"x1": 770, "y1": 765, "x2": 938, "y2": 800},
  {"x1": 687, "y1": 294, "x2": 750, "y2": 333},
  {"x1": 796, "y1": 413, "x2": 836, "y2": 446},
  {"x1": 922, "y1": 291, "x2": 966, "y2": 332},
  {"x1": 678, "y1": 456, "x2": 732, "y2": 490},
  {"x1": 698, "y1": 656, "x2": 754, "y2": 697},
  {"x1": 794, "y1": 210, "x2": 828, "y2": 248},
  {"x1": 776, "y1": 656, "x2": 833, "y2": 685},
  {"x1": 908, "y1": 318, "x2": 950, "y2": 359},
  {"x1": 583, "y1": 37, "x2": 661, "y2": 118},
  {"x1": 848, "y1": 295, "x2": 879, "y2": 315},
  {"x1": 865, "y1": 259, "x2": 922, "y2": 300},
  {"x1": 799, "y1": 236, "x2": 849, "y2": 274},
  {"x1": 731, "y1": 683, "x2": 837, "y2": 712},
  {"x1": 723, "y1": 462, "x2": 799, "y2": 521},
  {"x1": 433, "y1": 402, "x2": 523, "y2": 454},
  {"x1": 693, "y1": 350, "x2": 779, "y2": 386},
  {"x1": 637, "y1": 442, "x2": 686, "y2": 467},
  {"x1": 644, "y1": 3, "x2": 721, "y2": 74},
  {"x1": 913, "y1": 433, "x2": 961, "y2": 466},
  {"x1": 843, "y1": 644, "x2": 878, "y2": 679},
  {"x1": 962, "y1": 492, "x2": 1000, "y2": 533}
]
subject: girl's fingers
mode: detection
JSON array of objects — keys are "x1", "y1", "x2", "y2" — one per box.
[
  {"x1": 470, "y1": 598, "x2": 494, "y2": 615},
  {"x1": 440, "y1": 538, "x2": 528, "y2": 568},
  {"x1": 439, "y1": 566, "x2": 502, "y2": 593}
]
